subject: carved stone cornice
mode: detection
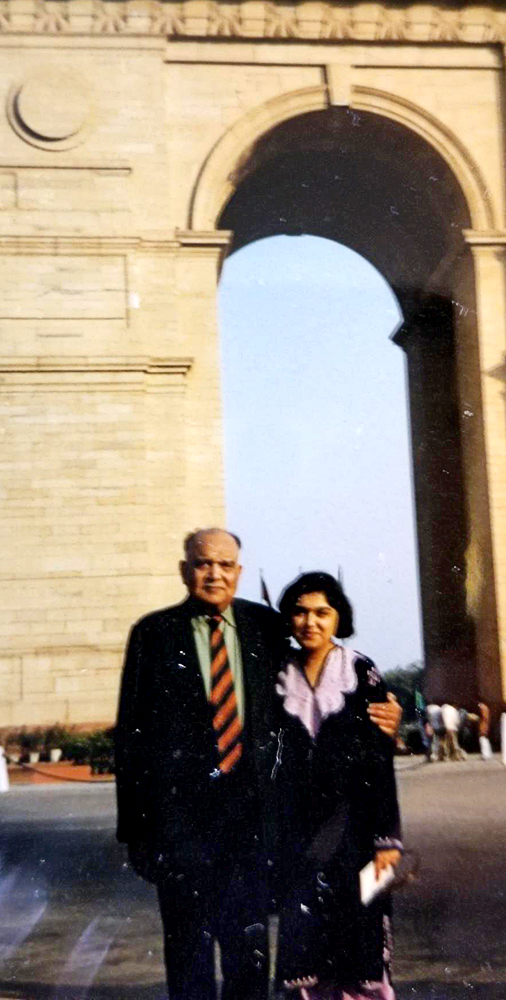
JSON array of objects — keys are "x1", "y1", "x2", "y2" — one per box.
[
  {"x1": 464, "y1": 230, "x2": 506, "y2": 266},
  {"x1": 0, "y1": 1, "x2": 506, "y2": 43},
  {"x1": 464, "y1": 230, "x2": 506, "y2": 247},
  {"x1": 0, "y1": 356, "x2": 193, "y2": 373},
  {"x1": 0, "y1": 235, "x2": 182, "y2": 254},
  {"x1": 176, "y1": 229, "x2": 232, "y2": 247}
]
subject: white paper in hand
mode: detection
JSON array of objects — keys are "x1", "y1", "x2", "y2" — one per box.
[{"x1": 360, "y1": 860, "x2": 395, "y2": 906}]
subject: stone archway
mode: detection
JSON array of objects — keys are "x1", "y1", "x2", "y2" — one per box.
[
  {"x1": 190, "y1": 86, "x2": 494, "y2": 233},
  {"x1": 2, "y1": 0, "x2": 506, "y2": 729},
  {"x1": 210, "y1": 101, "x2": 500, "y2": 709}
]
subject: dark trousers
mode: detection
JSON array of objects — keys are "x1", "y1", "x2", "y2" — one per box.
[
  {"x1": 157, "y1": 856, "x2": 269, "y2": 1000},
  {"x1": 156, "y1": 762, "x2": 270, "y2": 1000}
]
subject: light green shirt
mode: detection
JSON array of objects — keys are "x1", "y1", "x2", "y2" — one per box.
[{"x1": 191, "y1": 604, "x2": 245, "y2": 723}]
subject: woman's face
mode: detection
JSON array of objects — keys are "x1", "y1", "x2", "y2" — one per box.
[{"x1": 290, "y1": 591, "x2": 339, "y2": 653}]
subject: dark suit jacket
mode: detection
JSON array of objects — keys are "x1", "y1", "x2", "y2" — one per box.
[{"x1": 115, "y1": 596, "x2": 286, "y2": 873}]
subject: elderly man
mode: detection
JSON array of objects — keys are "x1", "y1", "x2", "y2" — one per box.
[{"x1": 115, "y1": 529, "x2": 401, "y2": 1000}]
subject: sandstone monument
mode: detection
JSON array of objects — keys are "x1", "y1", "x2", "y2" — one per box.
[{"x1": 1, "y1": 0, "x2": 506, "y2": 726}]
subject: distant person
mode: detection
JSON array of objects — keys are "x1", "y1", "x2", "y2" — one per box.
[
  {"x1": 422, "y1": 720, "x2": 434, "y2": 762},
  {"x1": 457, "y1": 707, "x2": 475, "y2": 752},
  {"x1": 426, "y1": 703, "x2": 446, "y2": 761},
  {"x1": 478, "y1": 701, "x2": 493, "y2": 760},
  {"x1": 274, "y1": 572, "x2": 402, "y2": 1000},
  {"x1": 414, "y1": 690, "x2": 432, "y2": 760},
  {"x1": 115, "y1": 532, "x2": 403, "y2": 1000},
  {"x1": 441, "y1": 703, "x2": 467, "y2": 761}
]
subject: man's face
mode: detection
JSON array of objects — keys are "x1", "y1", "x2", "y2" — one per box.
[{"x1": 180, "y1": 530, "x2": 242, "y2": 612}]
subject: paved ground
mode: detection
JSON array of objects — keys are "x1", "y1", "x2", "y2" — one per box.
[{"x1": 0, "y1": 757, "x2": 505, "y2": 999}]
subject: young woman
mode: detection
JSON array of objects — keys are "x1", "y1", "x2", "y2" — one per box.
[{"x1": 274, "y1": 572, "x2": 403, "y2": 1000}]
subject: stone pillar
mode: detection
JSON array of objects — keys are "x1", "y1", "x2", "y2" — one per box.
[
  {"x1": 394, "y1": 295, "x2": 477, "y2": 707},
  {"x1": 465, "y1": 232, "x2": 506, "y2": 707}
]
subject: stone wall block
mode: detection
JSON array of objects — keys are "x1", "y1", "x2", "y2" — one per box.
[{"x1": 10, "y1": 701, "x2": 69, "y2": 727}]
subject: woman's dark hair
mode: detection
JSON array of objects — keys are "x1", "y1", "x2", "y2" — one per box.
[{"x1": 278, "y1": 571, "x2": 354, "y2": 638}]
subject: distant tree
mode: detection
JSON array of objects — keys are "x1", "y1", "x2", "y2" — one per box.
[{"x1": 383, "y1": 662, "x2": 424, "y2": 723}]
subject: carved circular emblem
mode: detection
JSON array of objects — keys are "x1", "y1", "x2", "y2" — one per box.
[{"x1": 7, "y1": 70, "x2": 92, "y2": 149}]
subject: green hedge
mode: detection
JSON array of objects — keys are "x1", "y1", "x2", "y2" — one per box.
[{"x1": 60, "y1": 727, "x2": 115, "y2": 773}]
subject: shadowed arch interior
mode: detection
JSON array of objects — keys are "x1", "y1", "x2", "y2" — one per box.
[
  {"x1": 218, "y1": 105, "x2": 500, "y2": 706},
  {"x1": 220, "y1": 106, "x2": 470, "y2": 299}
]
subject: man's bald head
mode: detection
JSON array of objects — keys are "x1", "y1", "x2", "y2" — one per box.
[
  {"x1": 180, "y1": 529, "x2": 242, "y2": 612},
  {"x1": 183, "y1": 528, "x2": 241, "y2": 560}
]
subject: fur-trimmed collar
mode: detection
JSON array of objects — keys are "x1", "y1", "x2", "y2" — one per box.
[{"x1": 276, "y1": 645, "x2": 358, "y2": 739}]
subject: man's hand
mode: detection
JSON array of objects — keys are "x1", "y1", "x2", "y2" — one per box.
[
  {"x1": 367, "y1": 692, "x2": 402, "y2": 738},
  {"x1": 374, "y1": 848, "x2": 401, "y2": 880}
]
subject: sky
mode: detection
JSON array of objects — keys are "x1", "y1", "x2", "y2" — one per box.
[{"x1": 217, "y1": 234, "x2": 423, "y2": 672}]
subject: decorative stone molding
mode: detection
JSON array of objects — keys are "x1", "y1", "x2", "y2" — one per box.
[
  {"x1": 176, "y1": 229, "x2": 233, "y2": 271},
  {"x1": 0, "y1": 356, "x2": 194, "y2": 390},
  {"x1": 190, "y1": 83, "x2": 494, "y2": 232},
  {"x1": 190, "y1": 85, "x2": 328, "y2": 229},
  {"x1": 176, "y1": 229, "x2": 232, "y2": 247},
  {"x1": 6, "y1": 70, "x2": 93, "y2": 150},
  {"x1": 326, "y1": 64, "x2": 352, "y2": 107},
  {"x1": 0, "y1": 356, "x2": 193, "y2": 373},
  {"x1": 464, "y1": 230, "x2": 506, "y2": 247},
  {"x1": 352, "y1": 88, "x2": 495, "y2": 231},
  {"x1": 0, "y1": 1, "x2": 505, "y2": 42},
  {"x1": 464, "y1": 231, "x2": 506, "y2": 267},
  {"x1": 0, "y1": 235, "x2": 182, "y2": 254}
]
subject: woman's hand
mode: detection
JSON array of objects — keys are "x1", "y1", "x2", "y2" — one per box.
[
  {"x1": 374, "y1": 848, "x2": 401, "y2": 880},
  {"x1": 367, "y1": 692, "x2": 402, "y2": 738}
]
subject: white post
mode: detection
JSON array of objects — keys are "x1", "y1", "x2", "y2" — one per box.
[
  {"x1": 501, "y1": 714, "x2": 506, "y2": 766},
  {"x1": 0, "y1": 746, "x2": 9, "y2": 793}
]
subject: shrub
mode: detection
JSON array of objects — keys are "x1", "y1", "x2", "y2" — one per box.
[
  {"x1": 89, "y1": 728, "x2": 115, "y2": 775},
  {"x1": 3, "y1": 729, "x2": 22, "y2": 762},
  {"x1": 4, "y1": 728, "x2": 22, "y2": 751},
  {"x1": 60, "y1": 728, "x2": 115, "y2": 772},
  {"x1": 37, "y1": 724, "x2": 70, "y2": 761},
  {"x1": 382, "y1": 664, "x2": 425, "y2": 724},
  {"x1": 43, "y1": 724, "x2": 68, "y2": 751},
  {"x1": 60, "y1": 733, "x2": 92, "y2": 766},
  {"x1": 18, "y1": 727, "x2": 44, "y2": 752}
]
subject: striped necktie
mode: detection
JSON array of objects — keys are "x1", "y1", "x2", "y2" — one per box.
[{"x1": 209, "y1": 614, "x2": 243, "y2": 773}]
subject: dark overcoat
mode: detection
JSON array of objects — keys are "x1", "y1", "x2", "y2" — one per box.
[
  {"x1": 115, "y1": 596, "x2": 286, "y2": 876},
  {"x1": 275, "y1": 654, "x2": 402, "y2": 989}
]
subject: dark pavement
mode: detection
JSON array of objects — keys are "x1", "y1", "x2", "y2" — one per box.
[{"x1": 0, "y1": 757, "x2": 505, "y2": 999}]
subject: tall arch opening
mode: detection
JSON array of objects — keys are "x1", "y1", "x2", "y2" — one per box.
[
  {"x1": 219, "y1": 233, "x2": 422, "y2": 669},
  {"x1": 217, "y1": 105, "x2": 499, "y2": 705}
]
